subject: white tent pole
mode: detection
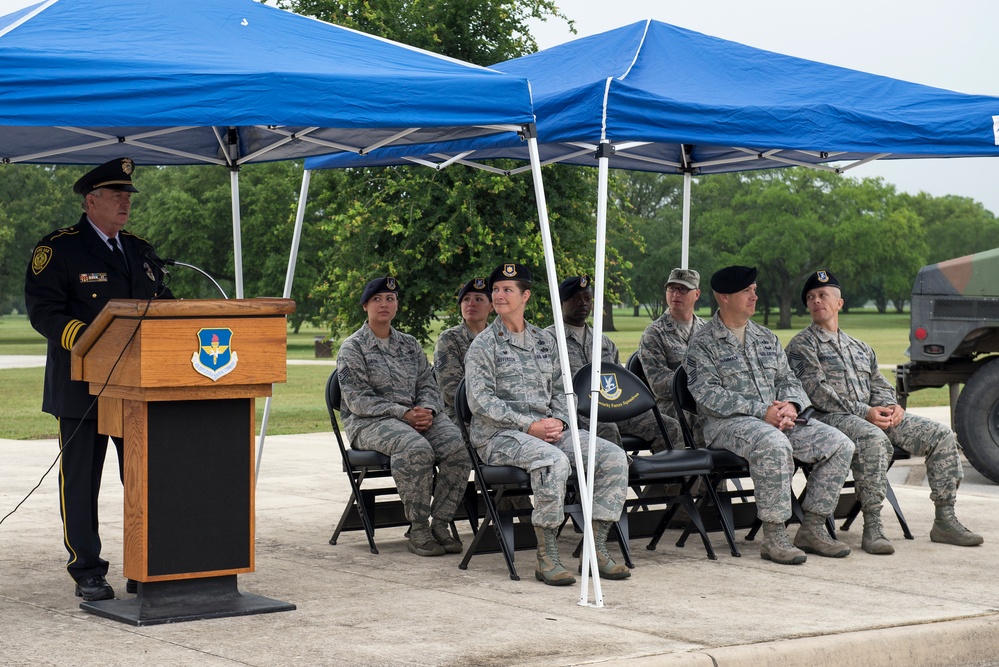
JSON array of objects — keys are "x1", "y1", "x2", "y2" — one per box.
[
  {"x1": 526, "y1": 135, "x2": 603, "y2": 607},
  {"x1": 583, "y1": 143, "x2": 612, "y2": 600},
  {"x1": 231, "y1": 169, "x2": 245, "y2": 299},
  {"x1": 681, "y1": 172, "x2": 691, "y2": 270},
  {"x1": 255, "y1": 168, "x2": 313, "y2": 486}
]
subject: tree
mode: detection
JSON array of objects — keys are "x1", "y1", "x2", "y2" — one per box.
[
  {"x1": 692, "y1": 169, "x2": 848, "y2": 328},
  {"x1": 832, "y1": 177, "x2": 928, "y2": 313},
  {"x1": 307, "y1": 162, "x2": 599, "y2": 342},
  {"x1": 613, "y1": 170, "x2": 686, "y2": 319},
  {"x1": 284, "y1": 0, "x2": 572, "y2": 64},
  {"x1": 900, "y1": 192, "x2": 999, "y2": 264},
  {"x1": 282, "y1": 0, "x2": 602, "y2": 345},
  {"x1": 0, "y1": 165, "x2": 87, "y2": 314},
  {"x1": 128, "y1": 161, "x2": 326, "y2": 330}
]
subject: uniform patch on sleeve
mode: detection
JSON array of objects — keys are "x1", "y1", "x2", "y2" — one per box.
[{"x1": 31, "y1": 246, "x2": 52, "y2": 275}]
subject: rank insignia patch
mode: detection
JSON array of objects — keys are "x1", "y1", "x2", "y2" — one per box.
[
  {"x1": 31, "y1": 246, "x2": 52, "y2": 275},
  {"x1": 192, "y1": 328, "x2": 238, "y2": 381}
]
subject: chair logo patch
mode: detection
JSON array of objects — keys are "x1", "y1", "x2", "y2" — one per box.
[
  {"x1": 192, "y1": 328, "x2": 238, "y2": 381},
  {"x1": 599, "y1": 373, "x2": 623, "y2": 401}
]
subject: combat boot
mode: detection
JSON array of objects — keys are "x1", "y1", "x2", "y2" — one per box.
[
  {"x1": 431, "y1": 521, "x2": 463, "y2": 554},
  {"x1": 760, "y1": 522, "x2": 806, "y2": 565},
  {"x1": 861, "y1": 510, "x2": 895, "y2": 555},
  {"x1": 534, "y1": 526, "x2": 576, "y2": 586},
  {"x1": 930, "y1": 504, "x2": 983, "y2": 547},
  {"x1": 578, "y1": 520, "x2": 631, "y2": 580},
  {"x1": 407, "y1": 521, "x2": 445, "y2": 557},
  {"x1": 793, "y1": 511, "x2": 851, "y2": 558}
]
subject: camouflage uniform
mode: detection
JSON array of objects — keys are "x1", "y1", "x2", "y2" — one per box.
[
  {"x1": 684, "y1": 314, "x2": 855, "y2": 523},
  {"x1": 638, "y1": 311, "x2": 705, "y2": 445},
  {"x1": 433, "y1": 322, "x2": 478, "y2": 423},
  {"x1": 465, "y1": 317, "x2": 628, "y2": 528},
  {"x1": 787, "y1": 322, "x2": 963, "y2": 509},
  {"x1": 337, "y1": 323, "x2": 470, "y2": 526}
]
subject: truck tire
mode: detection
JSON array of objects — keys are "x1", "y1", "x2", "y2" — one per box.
[{"x1": 955, "y1": 357, "x2": 999, "y2": 484}]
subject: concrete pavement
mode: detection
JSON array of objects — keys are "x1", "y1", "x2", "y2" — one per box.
[{"x1": 1, "y1": 405, "x2": 998, "y2": 666}]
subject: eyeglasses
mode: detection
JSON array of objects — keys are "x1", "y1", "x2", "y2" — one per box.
[{"x1": 666, "y1": 285, "x2": 693, "y2": 295}]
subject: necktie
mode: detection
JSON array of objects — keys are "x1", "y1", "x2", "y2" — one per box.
[{"x1": 110, "y1": 238, "x2": 128, "y2": 273}]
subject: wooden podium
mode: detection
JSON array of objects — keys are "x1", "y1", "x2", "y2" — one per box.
[{"x1": 70, "y1": 298, "x2": 297, "y2": 626}]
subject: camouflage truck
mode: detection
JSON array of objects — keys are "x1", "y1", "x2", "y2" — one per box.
[{"x1": 895, "y1": 248, "x2": 999, "y2": 483}]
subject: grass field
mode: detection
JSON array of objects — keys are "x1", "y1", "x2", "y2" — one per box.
[{"x1": 0, "y1": 308, "x2": 950, "y2": 440}]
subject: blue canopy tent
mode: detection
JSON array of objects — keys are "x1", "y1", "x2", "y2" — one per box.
[
  {"x1": 0, "y1": 0, "x2": 536, "y2": 298},
  {"x1": 303, "y1": 18, "x2": 999, "y2": 604}
]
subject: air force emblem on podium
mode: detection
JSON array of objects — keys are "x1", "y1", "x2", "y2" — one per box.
[{"x1": 192, "y1": 328, "x2": 238, "y2": 381}]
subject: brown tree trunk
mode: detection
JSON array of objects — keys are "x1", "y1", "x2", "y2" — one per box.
[{"x1": 602, "y1": 300, "x2": 616, "y2": 332}]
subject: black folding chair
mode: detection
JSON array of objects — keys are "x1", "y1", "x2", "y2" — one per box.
[
  {"x1": 454, "y1": 378, "x2": 536, "y2": 580},
  {"x1": 574, "y1": 362, "x2": 720, "y2": 560},
  {"x1": 625, "y1": 351, "x2": 649, "y2": 389},
  {"x1": 671, "y1": 365, "x2": 753, "y2": 557},
  {"x1": 325, "y1": 369, "x2": 398, "y2": 554},
  {"x1": 839, "y1": 445, "x2": 914, "y2": 539}
]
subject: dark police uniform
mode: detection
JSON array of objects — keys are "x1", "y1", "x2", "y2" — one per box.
[{"x1": 24, "y1": 158, "x2": 171, "y2": 593}]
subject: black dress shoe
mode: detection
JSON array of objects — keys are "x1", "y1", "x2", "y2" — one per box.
[
  {"x1": 126, "y1": 579, "x2": 137, "y2": 594},
  {"x1": 74, "y1": 575, "x2": 114, "y2": 601}
]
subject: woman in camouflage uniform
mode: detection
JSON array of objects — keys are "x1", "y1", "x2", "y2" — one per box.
[
  {"x1": 336, "y1": 277, "x2": 471, "y2": 557},
  {"x1": 464, "y1": 263, "x2": 630, "y2": 585}
]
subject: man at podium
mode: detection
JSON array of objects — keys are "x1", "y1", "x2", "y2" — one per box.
[{"x1": 24, "y1": 157, "x2": 172, "y2": 602}]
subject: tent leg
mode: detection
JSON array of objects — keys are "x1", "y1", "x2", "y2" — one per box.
[
  {"x1": 231, "y1": 169, "x2": 244, "y2": 299},
  {"x1": 526, "y1": 136, "x2": 603, "y2": 608},
  {"x1": 255, "y1": 169, "x2": 313, "y2": 486},
  {"x1": 681, "y1": 172, "x2": 691, "y2": 270}
]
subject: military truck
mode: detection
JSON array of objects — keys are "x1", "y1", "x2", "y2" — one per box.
[{"x1": 895, "y1": 248, "x2": 999, "y2": 483}]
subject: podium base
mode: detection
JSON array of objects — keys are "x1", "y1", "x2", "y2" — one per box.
[{"x1": 79, "y1": 575, "x2": 295, "y2": 626}]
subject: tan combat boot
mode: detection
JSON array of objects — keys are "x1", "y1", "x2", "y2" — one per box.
[
  {"x1": 760, "y1": 521, "x2": 807, "y2": 565},
  {"x1": 930, "y1": 504, "x2": 983, "y2": 547},
  {"x1": 407, "y1": 521, "x2": 445, "y2": 557},
  {"x1": 793, "y1": 511, "x2": 851, "y2": 558},
  {"x1": 861, "y1": 509, "x2": 895, "y2": 555},
  {"x1": 431, "y1": 521, "x2": 463, "y2": 554},
  {"x1": 580, "y1": 520, "x2": 631, "y2": 580},
  {"x1": 534, "y1": 526, "x2": 576, "y2": 586}
]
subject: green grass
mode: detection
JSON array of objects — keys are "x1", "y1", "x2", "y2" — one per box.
[{"x1": 0, "y1": 308, "x2": 950, "y2": 440}]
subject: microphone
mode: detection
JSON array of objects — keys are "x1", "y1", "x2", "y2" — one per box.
[
  {"x1": 143, "y1": 246, "x2": 173, "y2": 272},
  {"x1": 143, "y1": 247, "x2": 228, "y2": 299}
]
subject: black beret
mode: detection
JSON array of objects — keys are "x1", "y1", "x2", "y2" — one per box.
[
  {"x1": 801, "y1": 269, "x2": 840, "y2": 305},
  {"x1": 558, "y1": 275, "x2": 591, "y2": 303},
  {"x1": 73, "y1": 157, "x2": 139, "y2": 196},
  {"x1": 360, "y1": 276, "x2": 399, "y2": 305},
  {"x1": 457, "y1": 277, "x2": 490, "y2": 302},
  {"x1": 488, "y1": 262, "x2": 532, "y2": 289},
  {"x1": 710, "y1": 265, "x2": 758, "y2": 294}
]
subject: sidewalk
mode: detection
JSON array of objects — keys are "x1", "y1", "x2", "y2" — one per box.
[{"x1": 2, "y1": 405, "x2": 998, "y2": 666}]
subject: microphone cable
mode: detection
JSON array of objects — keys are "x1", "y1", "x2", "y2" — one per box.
[{"x1": 0, "y1": 296, "x2": 156, "y2": 527}]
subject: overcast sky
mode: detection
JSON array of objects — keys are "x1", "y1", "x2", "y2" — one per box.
[
  {"x1": 3, "y1": 0, "x2": 997, "y2": 214},
  {"x1": 527, "y1": 0, "x2": 999, "y2": 214}
]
